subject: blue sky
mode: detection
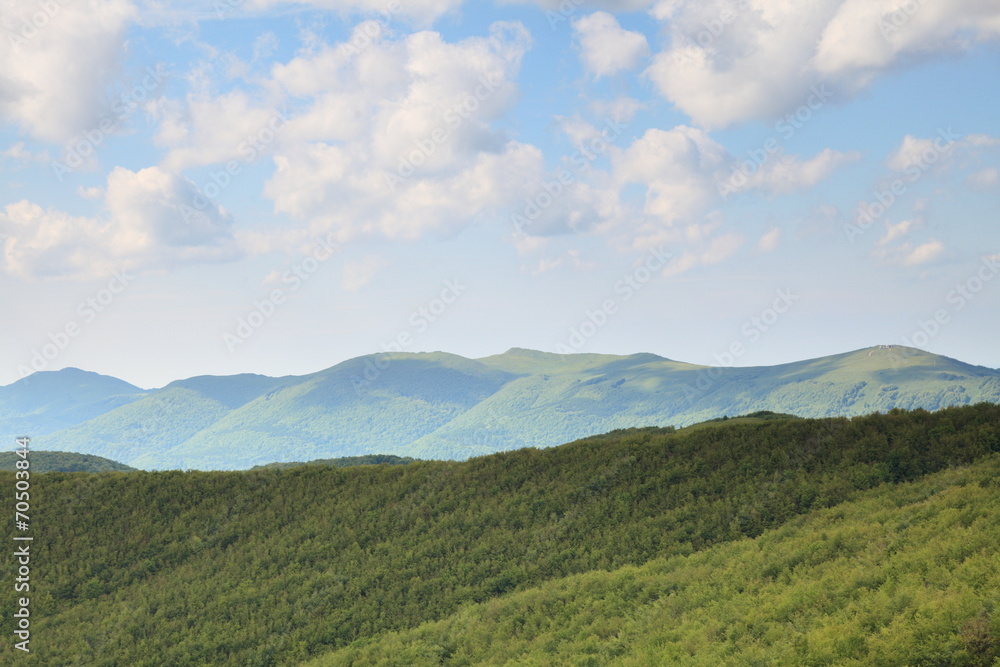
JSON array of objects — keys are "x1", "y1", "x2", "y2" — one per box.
[{"x1": 1, "y1": 0, "x2": 998, "y2": 389}]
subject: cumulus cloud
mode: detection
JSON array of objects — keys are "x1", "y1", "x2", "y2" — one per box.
[
  {"x1": 156, "y1": 91, "x2": 289, "y2": 171},
  {"x1": 610, "y1": 126, "x2": 852, "y2": 250},
  {"x1": 740, "y1": 148, "x2": 861, "y2": 195},
  {"x1": 244, "y1": 0, "x2": 463, "y2": 25},
  {"x1": 1, "y1": 142, "x2": 49, "y2": 165},
  {"x1": 572, "y1": 11, "x2": 650, "y2": 77},
  {"x1": 615, "y1": 126, "x2": 727, "y2": 228},
  {"x1": 878, "y1": 219, "x2": 913, "y2": 246},
  {"x1": 0, "y1": 167, "x2": 240, "y2": 279},
  {"x1": 903, "y1": 239, "x2": 944, "y2": 265},
  {"x1": 646, "y1": 0, "x2": 1000, "y2": 129},
  {"x1": 757, "y1": 227, "x2": 780, "y2": 252},
  {"x1": 258, "y1": 21, "x2": 542, "y2": 241},
  {"x1": 885, "y1": 131, "x2": 1000, "y2": 173},
  {"x1": 0, "y1": 0, "x2": 137, "y2": 143}
]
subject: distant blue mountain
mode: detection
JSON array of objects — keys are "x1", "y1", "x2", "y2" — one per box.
[{"x1": 0, "y1": 367, "x2": 145, "y2": 440}]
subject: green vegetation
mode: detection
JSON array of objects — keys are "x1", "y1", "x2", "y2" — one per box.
[
  {"x1": 22, "y1": 346, "x2": 1000, "y2": 469},
  {"x1": 2, "y1": 404, "x2": 998, "y2": 665},
  {"x1": 250, "y1": 454, "x2": 416, "y2": 470},
  {"x1": 311, "y1": 454, "x2": 1000, "y2": 666},
  {"x1": 0, "y1": 451, "x2": 134, "y2": 472}
]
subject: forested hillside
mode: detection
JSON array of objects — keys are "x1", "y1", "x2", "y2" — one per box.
[
  {"x1": 2, "y1": 404, "x2": 998, "y2": 665},
  {"x1": 0, "y1": 451, "x2": 134, "y2": 472},
  {"x1": 311, "y1": 453, "x2": 1000, "y2": 666}
]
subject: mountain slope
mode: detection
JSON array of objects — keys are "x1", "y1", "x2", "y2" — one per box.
[
  {"x1": 34, "y1": 374, "x2": 289, "y2": 467},
  {"x1": 133, "y1": 352, "x2": 518, "y2": 469},
  {"x1": 308, "y1": 452, "x2": 1000, "y2": 666},
  {"x1": 0, "y1": 367, "x2": 144, "y2": 439}
]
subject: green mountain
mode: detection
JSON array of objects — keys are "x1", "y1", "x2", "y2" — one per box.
[
  {"x1": 20, "y1": 346, "x2": 1000, "y2": 469},
  {"x1": 4, "y1": 404, "x2": 998, "y2": 665},
  {"x1": 0, "y1": 367, "x2": 144, "y2": 440},
  {"x1": 31, "y1": 374, "x2": 290, "y2": 467},
  {"x1": 0, "y1": 450, "x2": 135, "y2": 472},
  {"x1": 126, "y1": 352, "x2": 517, "y2": 469}
]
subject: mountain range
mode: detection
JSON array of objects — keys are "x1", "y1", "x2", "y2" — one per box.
[{"x1": 4, "y1": 345, "x2": 999, "y2": 470}]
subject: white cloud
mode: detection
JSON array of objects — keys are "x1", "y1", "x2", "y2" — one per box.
[
  {"x1": 341, "y1": 254, "x2": 388, "y2": 291},
  {"x1": 572, "y1": 12, "x2": 650, "y2": 77},
  {"x1": 966, "y1": 167, "x2": 999, "y2": 191},
  {"x1": 156, "y1": 91, "x2": 289, "y2": 171},
  {"x1": 615, "y1": 126, "x2": 727, "y2": 228},
  {"x1": 885, "y1": 134, "x2": 951, "y2": 172},
  {"x1": 646, "y1": 0, "x2": 1000, "y2": 129},
  {"x1": 0, "y1": 167, "x2": 240, "y2": 280},
  {"x1": 77, "y1": 186, "x2": 104, "y2": 200},
  {"x1": 589, "y1": 96, "x2": 645, "y2": 122},
  {"x1": 742, "y1": 148, "x2": 860, "y2": 194},
  {"x1": 0, "y1": 142, "x2": 49, "y2": 164},
  {"x1": 701, "y1": 232, "x2": 744, "y2": 265},
  {"x1": 260, "y1": 21, "x2": 540, "y2": 242},
  {"x1": 878, "y1": 219, "x2": 913, "y2": 246},
  {"x1": 244, "y1": 0, "x2": 463, "y2": 25},
  {"x1": 885, "y1": 131, "x2": 999, "y2": 172},
  {"x1": 904, "y1": 239, "x2": 944, "y2": 265},
  {"x1": 0, "y1": 0, "x2": 137, "y2": 143},
  {"x1": 757, "y1": 227, "x2": 780, "y2": 252},
  {"x1": 661, "y1": 252, "x2": 698, "y2": 277}
]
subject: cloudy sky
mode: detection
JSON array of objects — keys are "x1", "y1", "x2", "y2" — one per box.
[{"x1": 1, "y1": 0, "x2": 998, "y2": 389}]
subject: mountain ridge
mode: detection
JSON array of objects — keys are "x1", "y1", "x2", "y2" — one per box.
[{"x1": 8, "y1": 345, "x2": 1000, "y2": 469}]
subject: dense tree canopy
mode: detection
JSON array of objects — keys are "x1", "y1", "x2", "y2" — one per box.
[{"x1": 2, "y1": 404, "x2": 998, "y2": 665}]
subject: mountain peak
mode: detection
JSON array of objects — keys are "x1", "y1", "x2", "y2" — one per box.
[{"x1": 4, "y1": 367, "x2": 144, "y2": 392}]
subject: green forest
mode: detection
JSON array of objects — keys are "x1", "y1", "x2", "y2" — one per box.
[
  {"x1": 3, "y1": 404, "x2": 999, "y2": 665},
  {"x1": 0, "y1": 451, "x2": 135, "y2": 473}
]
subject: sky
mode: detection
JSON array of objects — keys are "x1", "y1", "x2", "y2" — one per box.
[{"x1": 1, "y1": 0, "x2": 998, "y2": 390}]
